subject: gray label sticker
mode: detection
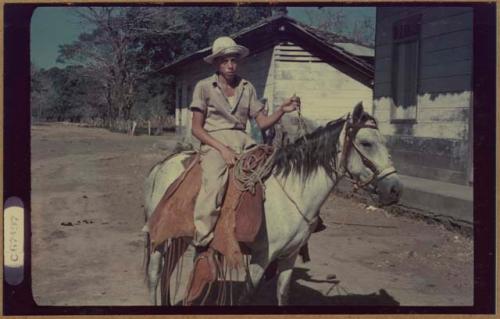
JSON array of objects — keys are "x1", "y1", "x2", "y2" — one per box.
[{"x1": 4, "y1": 197, "x2": 24, "y2": 286}]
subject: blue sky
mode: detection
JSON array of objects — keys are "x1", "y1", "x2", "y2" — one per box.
[
  {"x1": 31, "y1": 6, "x2": 375, "y2": 69},
  {"x1": 288, "y1": 6, "x2": 375, "y2": 29},
  {"x1": 31, "y1": 7, "x2": 90, "y2": 69}
]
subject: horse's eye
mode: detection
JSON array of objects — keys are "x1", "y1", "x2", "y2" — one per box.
[{"x1": 360, "y1": 141, "x2": 372, "y2": 148}]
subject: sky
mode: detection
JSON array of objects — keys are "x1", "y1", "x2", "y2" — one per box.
[
  {"x1": 30, "y1": 6, "x2": 375, "y2": 70},
  {"x1": 31, "y1": 7, "x2": 90, "y2": 69}
]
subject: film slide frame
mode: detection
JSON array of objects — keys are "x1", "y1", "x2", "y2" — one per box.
[{"x1": 3, "y1": 1, "x2": 497, "y2": 316}]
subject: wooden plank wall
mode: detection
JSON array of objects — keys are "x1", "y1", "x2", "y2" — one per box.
[
  {"x1": 374, "y1": 7, "x2": 473, "y2": 138},
  {"x1": 373, "y1": 7, "x2": 473, "y2": 184},
  {"x1": 273, "y1": 41, "x2": 373, "y2": 131}
]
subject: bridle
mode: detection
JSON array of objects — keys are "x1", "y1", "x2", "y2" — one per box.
[
  {"x1": 339, "y1": 113, "x2": 397, "y2": 191},
  {"x1": 293, "y1": 109, "x2": 397, "y2": 192},
  {"x1": 277, "y1": 110, "x2": 398, "y2": 227}
]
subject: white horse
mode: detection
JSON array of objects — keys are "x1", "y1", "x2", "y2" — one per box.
[{"x1": 143, "y1": 103, "x2": 402, "y2": 305}]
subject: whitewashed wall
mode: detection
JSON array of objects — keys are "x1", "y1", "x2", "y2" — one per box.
[
  {"x1": 233, "y1": 48, "x2": 275, "y2": 141},
  {"x1": 272, "y1": 42, "x2": 372, "y2": 141},
  {"x1": 373, "y1": 7, "x2": 473, "y2": 184},
  {"x1": 275, "y1": 42, "x2": 373, "y2": 124},
  {"x1": 375, "y1": 7, "x2": 473, "y2": 139}
]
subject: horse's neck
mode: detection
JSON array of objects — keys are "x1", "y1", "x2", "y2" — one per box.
[
  {"x1": 273, "y1": 119, "x2": 348, "y2": 221},
  {"x1": 274, "y1": 167, "x2": 336, "y2": 221}
]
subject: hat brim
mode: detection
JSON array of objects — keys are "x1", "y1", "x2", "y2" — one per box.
[{"x1": 203, "y1": 45, "x2": 249, "y2": 64}]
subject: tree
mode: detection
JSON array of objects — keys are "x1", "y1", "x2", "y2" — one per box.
[
  {"x1": 305, "y1": 7, "x2": 347, "y2": 36},
  {"x1": 303, "y1": 8, "x2": 375, "y2": 46},
  {"x1": 31, "y1": 64, "x2": 57, "y2": 120},
  {"x1": 176, "y1": 6, "x2": 273, "y2": 56},
  {"x1": 271, "y1": 6, "x2": 288, "y2": 16},
  {"x1": 57, "y1": 7, "x2": 186, "y2": 124},
  {"x1": 351, "y1": 15, "x2": 375, "y2": 46},
  {"x1": 31, "y1": 66, "x2": 106, "y2": 122},
  {"x1": 55, "y1": 6, "x2": 273, "y2": 129}
]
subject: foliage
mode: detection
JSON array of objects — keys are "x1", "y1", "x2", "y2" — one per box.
[
  {"x1": 31, "y1": 65, "x2": 105, "y2": 121},
  {"x1": 31, "y1": 64, "x2": 56, "y2": 120},
  {"x1": 56, "y1": 7, "x2": 187, "y2": 123},
  {"x1": 176, "y1": 6, "x2": 273, "y2": 55},
  {"x1": 34, "y1": 7, "x2": 373, "y2": 131},
  {"x1": 304, "y1": 8, "x2": 375, "y2": 46},
  {"x1": 351, "y1": 15, "x2": 375, "y2": 46},
  {"x1": 35, "y1": 6, "x2": 273, "y2": 130}
]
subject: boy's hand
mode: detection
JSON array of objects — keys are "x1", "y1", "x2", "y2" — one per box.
[
  {"x1": 281, "y1": 95, "x2": 301, "y2": 113},
  {"x1": 220, "y1": 146, "x2": 238, "y2": 166}
]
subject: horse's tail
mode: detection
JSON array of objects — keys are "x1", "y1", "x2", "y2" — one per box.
[
  {"x1": 142, "y1": 151, "x2": 193, "y2": 304},
  {"x1": 142, "y1": 156, "x2": 166, "y2": 282},
  {"x1": 142, "y1": 153, "x2": 179, "y2": 289},
  {"x1": 160, "y1": 238, "x2": 189, "y2": 305}
]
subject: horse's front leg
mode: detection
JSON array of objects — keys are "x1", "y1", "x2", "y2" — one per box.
[
  {"x1": 147, "y1": 249, "x2": 163, "y2": 305},
  {"x1": 276, "y1": 253, "x2": 298, "y2": 306},
  {"x1": 239, "y1": 256, "x2": 267, "y2": 305}
]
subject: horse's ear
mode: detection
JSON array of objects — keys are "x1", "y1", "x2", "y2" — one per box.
[{"x1": 352, "y1": 102, "x2": 364, "y2": 123}]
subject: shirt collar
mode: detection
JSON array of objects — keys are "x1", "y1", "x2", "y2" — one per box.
[{"x1": 211, "y1": 73, "x2": 248, "y2": 88}]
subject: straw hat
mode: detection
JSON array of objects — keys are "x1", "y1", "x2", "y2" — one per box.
[{"x1": 203, "y1": 36, "x2": 249, "y2": 64}]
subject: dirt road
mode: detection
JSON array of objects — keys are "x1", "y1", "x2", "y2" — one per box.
[{"x1": 31, "y1": 123, "x2": 473, "y2": 307}]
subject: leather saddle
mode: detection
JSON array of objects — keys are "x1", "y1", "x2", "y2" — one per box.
[{"x1": 147, "y1": 146, "x2": 272, "y2": 268}]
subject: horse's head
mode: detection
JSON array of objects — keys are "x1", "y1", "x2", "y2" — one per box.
[{"x1": 342, "y1": 102, "x2": 403, "y2": 206}]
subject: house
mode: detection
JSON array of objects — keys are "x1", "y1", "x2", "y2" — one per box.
[
  {"x1": 373, "y1": 7, "x2": 475, "y2": 186},
  {"x1": 370, "y1": 5, "x2": 497, "y2": 223},
  {"x1": 162, "y1": 14, "x2": 374, "y2": 144}
]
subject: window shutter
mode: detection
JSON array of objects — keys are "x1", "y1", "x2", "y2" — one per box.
[{"x1": 391, "y1": 15, "x2": 421, "y2": 121}]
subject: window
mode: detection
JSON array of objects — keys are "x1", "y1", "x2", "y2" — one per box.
[{"x1": 391, "y1": 14, "x2": 421, "y2": 122}]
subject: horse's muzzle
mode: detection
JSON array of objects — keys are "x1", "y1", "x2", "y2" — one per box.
[{"x1": 376, "y1": 174, "x2": 403, "y2": 206}]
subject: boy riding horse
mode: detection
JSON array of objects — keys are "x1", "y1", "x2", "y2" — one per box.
[{"x1": 189, "y1": 37, "x2": 300, "y2": 256}]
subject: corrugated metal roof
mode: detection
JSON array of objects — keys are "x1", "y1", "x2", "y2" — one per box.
[
  {"x1": 333, "y1": 43, "x2": 375, "y2": 57},
  {"x1": 160, "y1": 14, "x2": 373, "y2": 79}
]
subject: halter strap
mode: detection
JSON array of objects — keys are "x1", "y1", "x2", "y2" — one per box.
[{"x1": 339, "y1": 113, "x2": 397, "y2": 191}]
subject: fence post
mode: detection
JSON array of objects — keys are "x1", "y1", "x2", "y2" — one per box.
[
  {"x1": 148, "y1": 120, "x2": 151, "y2": 136},
  {"x1": 131, "y1": 121, "x2": 137, "y2": 136}
]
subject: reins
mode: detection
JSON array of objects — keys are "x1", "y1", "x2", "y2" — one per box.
[
  {"x1": 233, "y1": 108, "x2": 396, "y2": 229},
  {"x1": 340, "y1": 113, "x2": 397, "y2": 190},
  {"x1": 274, "y1": 110, "x2": 396, "y2": 227}
]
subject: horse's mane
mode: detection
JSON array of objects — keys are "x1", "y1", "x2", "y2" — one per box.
[{"x1": 273, "y1": 117, "x2": 347, "y2": 179}]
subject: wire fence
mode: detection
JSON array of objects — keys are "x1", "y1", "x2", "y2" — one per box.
[{"x1": 32, "y1": 115, "x2": 177, "y2": 136}]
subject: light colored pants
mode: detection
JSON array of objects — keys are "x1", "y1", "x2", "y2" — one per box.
[{"x1": 193, "y1": 129, "x2": 257, "y2": 247}]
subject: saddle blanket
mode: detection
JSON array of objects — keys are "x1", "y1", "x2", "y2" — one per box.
[{"x1": 147, "y1": 146, "x2": 273, "y2": 267}]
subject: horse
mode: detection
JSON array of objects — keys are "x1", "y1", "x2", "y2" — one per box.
[{"x1": 142, "y1": 102, "x2": 403, "y2": 306}]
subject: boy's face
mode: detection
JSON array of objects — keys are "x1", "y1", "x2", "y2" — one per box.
[{"x1": 216, "y1": 54, "x2": 239, "y2": 81}]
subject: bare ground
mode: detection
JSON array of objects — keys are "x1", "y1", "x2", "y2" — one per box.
[{"x1": 31, "y1": 123, "x2": 473, "y2": 307}]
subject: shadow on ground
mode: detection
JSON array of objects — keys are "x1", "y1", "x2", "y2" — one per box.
[{"x1": 182, "y1": 267, "x2": 399, "y2": 306}]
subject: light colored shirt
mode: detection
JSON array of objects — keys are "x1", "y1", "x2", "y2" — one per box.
[
  {"x1": 189, "y1": 73, "x2": 264, "y2": 132},
  {"x1": 227, "y1": 95, "x2": 236, "y2": 108}
]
